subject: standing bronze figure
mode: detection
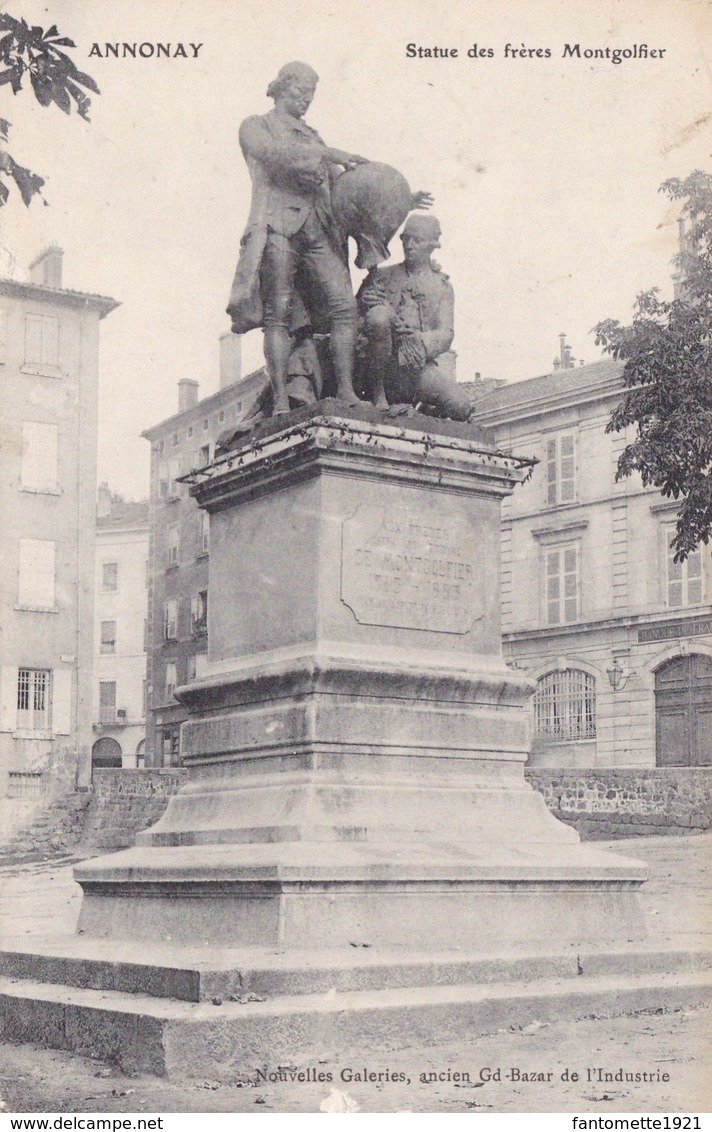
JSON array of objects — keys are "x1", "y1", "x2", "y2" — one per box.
[{"x1": 227, "y1": 61, "x2": 367, "y2": 414}]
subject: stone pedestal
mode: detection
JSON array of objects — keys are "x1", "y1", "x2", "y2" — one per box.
[{"x1": 76, "y1": 402, "x2": 646, "y2": 951}]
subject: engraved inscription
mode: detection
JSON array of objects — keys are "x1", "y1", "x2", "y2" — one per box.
[{"x1": 341, "y1": 505, "x2": 482, "y2": 633}]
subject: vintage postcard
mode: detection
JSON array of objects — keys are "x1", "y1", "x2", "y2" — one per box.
[{"x1": 0, "y1": 0, "x2": 711, "y2": 1118}]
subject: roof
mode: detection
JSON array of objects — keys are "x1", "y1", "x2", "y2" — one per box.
[
  {"x1": 474, "y1": 357, "x2": 624, "y2": 425},
  {"x1": 0, "y1": 276, "x2": 120, "y2": 318},
  {"x1": 141, "y1": 366, "x2": 267, "y2": 441},
  {"x1": 97, "y1": 498, "x2": 149, "y2": 530}
]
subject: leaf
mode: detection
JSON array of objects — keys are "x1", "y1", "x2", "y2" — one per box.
[
  {"x1": 71, "y1": 68, "x2": 100, "y2": 94},
  {"x1": 27, "y1": 25, "x2": 47, "y2": 48},
  {"x1": 0, "y1": 65, "x2": 23, "y2": 93},
  {"x1": 65, "y1": 79, "x2": 91, "y2": 119},
  {"x1": 4, "y1": 152, "x2": 45, "y2": 206},
  {"x1": 29, "y1": 69, "x2": 53, "y2": 106},
  {"x1": 51, "y1": 81, "x2": 71, "y2": 114}
]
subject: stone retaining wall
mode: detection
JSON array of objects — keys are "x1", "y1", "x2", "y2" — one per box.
[
  {"x1": 3, "y1": 767, "x2": 711, "y2": 861},
  {"x1": 88, "y1": 767, "x2": 712, "y2": 847},
  {"x1": 525, "y1": 767, "x2": 712, "y2": 839},
  {"x1": 82, "y1": 768, "x2": 187, "y2": 850}
]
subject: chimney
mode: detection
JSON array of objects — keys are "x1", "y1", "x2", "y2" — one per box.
[
  {"x1": 555, "y1": 332, "x2": 576, "y2": 371},
  {"x1": 219, "y1": 332, "x2": 242, "y2": 389},
  {"x1": 29, "y1": 246, "x2": 64, "y2": 289},
  {"x1": 97, "y1": 482, "x2": 112, "y2": 519},
  {"x1": 178, "y1": 379, "x2": 199, "y2": 412}
]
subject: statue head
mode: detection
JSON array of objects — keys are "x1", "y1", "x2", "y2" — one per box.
[
  {"x1": 401, "y1": 213, "x2": 442, "y2": 268},
  {"x1": 267, "y1": 62, "x2": 319, "y2": 118}
]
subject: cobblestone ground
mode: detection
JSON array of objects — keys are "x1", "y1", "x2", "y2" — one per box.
[{"x1": 0, "y1": 833, "x2": 710, "y2": 1114}]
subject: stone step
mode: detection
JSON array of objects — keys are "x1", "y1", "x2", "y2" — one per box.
[
  {"x1": 1, "y1": 941, "x2": 711, "y2": 1003},
  {"x1": 1, "y1": 960, "x2": 711, "y2": 1079}
]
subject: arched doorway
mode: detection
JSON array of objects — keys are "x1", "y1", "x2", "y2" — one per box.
[
  {"x1": 91, "y1": 736, "x2": 123, "y2": 769},
  {"x1": 655, "y1": 654, "x2": 712, "y2": 766},
  {"x1": 135, "y1": 738, "x2": 146, "y2": 768}
]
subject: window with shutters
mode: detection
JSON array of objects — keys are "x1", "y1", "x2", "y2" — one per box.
[
  {"x1": 17, "y1": 539, "x2": 56, "y2": 610},
  {"x1": 545, "y1": 544, "x2": 579, "y2": 625},
  {"x1": 102, "y1": 562, "x2": 118, "y2": 592},
  {"x1": 99, "y1": 680, "x2": 116, "y2": 724},
  {"x1": 169, "y1": 457, "x2": 181, "y2": 498},
  {"x1": 163, "y1": 599, "x2": 178, "y2": 641},
  {"x1": 545, "y1": 433, "x2": 576, "y2": 505},
  {"x1": 534, "y1": 670, "x2": 596, "y2": 741},
  {"x1": 191, "y1": 589, "x2": 208, "y2": 635},
  {"x1": 199, "y1": 511, "x2": 209, "y2": 555},
  {"x1": 165, "y1": 662, "x2": 178, "y2": 700},
  {"x1": 666, "y1": 533, "x2": 704, "y2": 608},
  {"x1": 17, "y1": 669, "x2": 51, "y2": 730},
  {"x1": 24, "y1": 313, "x2": 59, "y2": 371},
  {"x1": 166, "y1": 524, "x2": 179, "y2": 566},
  {"x1": 100, "y1": 620, "x2": 117, "y2": 654},
  {"x1": 21, "y1": 422, "x2": 59, "y2": 493},
  {"x1": 158, "y1": 461, "x2": 170, "y2": 499}
]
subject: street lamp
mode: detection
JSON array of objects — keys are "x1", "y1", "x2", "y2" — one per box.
[{"x1": 606, "y1": 658, "x2": 635, "y2": 691}]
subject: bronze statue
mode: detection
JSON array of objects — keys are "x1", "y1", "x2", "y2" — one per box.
[
  {"x1": 356, "y1": 214, "x2": 473, "y2": 421},
  {"x1": 226, "y1": 61, "x2": 367, "y2": 414},
  {"x1": 224, "y1": 62, "x2": 467, "y2": 430}
]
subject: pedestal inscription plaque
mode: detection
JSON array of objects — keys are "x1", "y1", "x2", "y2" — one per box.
[{"x1": 340, "y1": 504, "x2": 481, "y2": 633}]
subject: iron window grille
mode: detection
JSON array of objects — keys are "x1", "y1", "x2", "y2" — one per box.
[{"x1": 534, "y1": 669, "x2": 596, "y2": 741}]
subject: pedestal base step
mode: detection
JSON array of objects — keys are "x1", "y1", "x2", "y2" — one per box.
[
  {"x1": 1, "y1": 945, "x2": 711, "y2": 1079},
  {"x1": 73, "y1": 841, "x2": 649, "y2": 949}
]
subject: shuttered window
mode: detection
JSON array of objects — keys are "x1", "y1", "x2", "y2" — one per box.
[
  {"x1": 545, "y1": 433, "x2": 576, "y2": 505},
  {"x1": 99, "y1": 680, "x2": 116, "y2": 724},
  {"x1": 163, "y1": 599, "x2": 178, "y2": 640},
  {"x1": 100, "y1": 620, "x2": 117, "y2": 654},
  {"x1": 18, "y1": 539, "x2": 56, "y2": 609},
  {"x1": 25, "y1": 313, "x2": 59, "y2": 367},
  {"x1": 667, "y1": 539, "x2": 703, "y2": 608},
  {"x1": 545, "y1": 544, "x2": 579, "y2": 625},
  {"x1": 21, "y1": 422, "x2": 59, "y2": 492},
  {"x1": 165, "y1": 662, "x2": 178, "y2": 700}
]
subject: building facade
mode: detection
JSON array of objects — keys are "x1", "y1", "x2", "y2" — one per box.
[
  {"x1": 142, "y1": 334, "x2": 264, "y2": 766},
  {"x1": 0, "y1": 248, "x2": 118, "y2": 800},
  {"x1": 92, "y1": 487, "x2": 149, "y2": 769},
  {"x1": 476, "y1": 356, "x2": 712, "y2": 769}
]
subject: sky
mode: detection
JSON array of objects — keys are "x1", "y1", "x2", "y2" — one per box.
[{"x1": 1, "y1": 0, "x2": 710, "y2": 500}]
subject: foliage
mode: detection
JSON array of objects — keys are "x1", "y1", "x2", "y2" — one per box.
[
  {"x1": 0, "y1": 13, "x2": 99, "y2": 206},
  {"x1": 594, "y1": 171, "x2": 712, "y2": 561}
]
